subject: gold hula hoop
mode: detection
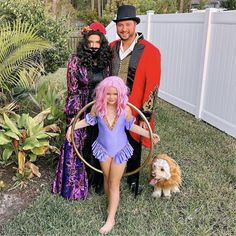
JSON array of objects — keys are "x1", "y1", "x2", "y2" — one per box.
[{"x1": 71, "y1": 101, "x2": 153, "y2": 177}]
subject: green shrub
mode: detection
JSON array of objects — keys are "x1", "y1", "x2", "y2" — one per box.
[
  {"x1": 0, "y1": 0, "x2": 72, "y2": 73},
  {"x1": 0, "y1": 109, "x2": 60, "y2": 179},
  {"x1": 77, "y1": 9, "x2": 100, "y2": 25}
]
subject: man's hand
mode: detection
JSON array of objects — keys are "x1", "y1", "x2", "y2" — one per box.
[
  {"x1": 139, "y1": 121, "x2": 160, "y2": 144},
  {"x1": 139, "y1": 120, "x2": 147, "y2": 129},
  {"x1": 153, "y1": 133, "x2": 160, "y2": 144}
]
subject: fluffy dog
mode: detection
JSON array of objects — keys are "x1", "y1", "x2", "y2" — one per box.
[{"x1": 149, "y1": 154, "x2": 181, "y2": 198}]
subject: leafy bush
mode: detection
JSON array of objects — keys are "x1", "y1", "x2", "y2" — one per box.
[
  {"x1": 30, "y1": 80, "x2": 66, "y2": 122},
  {"x1": 102, "y1": 0, "x2": 178, "y2": 23},
  {"x1": 9, "y1": 73, "x2": 67, "y2": 150},
  {"x1": 0, "y1": 0, "x2": 72, "y2": 73},
  {"x1": 77, "y1": 9, "x2": 100, "y2": 25},
  {"x1": 0, "y1": 109, "x2": 60, "y2": 179},
  {"x1": 220, "y1": 0, "x2": 236, "y2": 10}
]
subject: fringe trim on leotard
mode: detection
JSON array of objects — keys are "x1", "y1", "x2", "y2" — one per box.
[{"x1": 92, "y1": 140, "x2": 134, "y2": 164}]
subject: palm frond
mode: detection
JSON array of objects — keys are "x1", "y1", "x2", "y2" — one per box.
[
  {"x1": 0, "y1": 101, "x2": 17, "y2": 114},
  {"x1": 0, "y1": 20, "x2": 54, "y2": 91},
  {"x1": 15, "y1": 64, "x2": 44, "y2": 90}
]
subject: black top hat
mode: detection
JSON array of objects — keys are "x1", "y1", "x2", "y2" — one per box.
[{"x1": 113, "y1": 5, "x2": 140, "y2": 24}]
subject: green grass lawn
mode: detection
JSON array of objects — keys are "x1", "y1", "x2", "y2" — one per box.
[{"x1": 3, "y1": 70, "x2": 236, "y2": 236}]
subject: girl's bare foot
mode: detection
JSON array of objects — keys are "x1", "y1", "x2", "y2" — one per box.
[{"x1": 99, "y1": 220, "x2": 115, "y2": 234}]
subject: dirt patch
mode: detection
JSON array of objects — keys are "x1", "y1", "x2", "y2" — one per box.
[{"x1": 0, "y1": 160, "x2": 53, "y2": 233}]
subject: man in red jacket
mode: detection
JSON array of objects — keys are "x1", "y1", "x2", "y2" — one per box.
[
  {"x1": 111, "y1": 5, "x2": 161, "y2": 194},
  {"x1": 110, "y1": 5, "x2": 161, "y2": 195}
]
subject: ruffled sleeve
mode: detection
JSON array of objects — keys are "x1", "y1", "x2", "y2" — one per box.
[
  {"x1": 85, "y1": 113, "x2": 97, "y2": 126},
  {"x1": 125, "y1": 116, "x2": 136, "y2": 130}
]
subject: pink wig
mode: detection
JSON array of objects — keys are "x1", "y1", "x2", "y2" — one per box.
[{"x1": 95, "y1": 76, "x2": 128, "y2": 118}]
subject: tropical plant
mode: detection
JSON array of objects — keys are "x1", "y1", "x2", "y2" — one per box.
[
  {"x1": 0, "y1": 102, "x2": 17, "y2": 115},
  {"x1": 0, "y1": 0, "x2": 72, "y2": 74},
  {"x1": 0, "y1": 109, "x2": 60, "y2": 179},
  {"x1": 11, "y1": 74, "x2": 66, "y2": 122},
  {"x1": 0, "y1": 20, "x2": 53, "y2": 96},
  {"x1": 3, "y1": 68, "x2": 67, "y2": 148},
  {"x1": 30, "y1": 81, "x2": 66, "y2": 121}
]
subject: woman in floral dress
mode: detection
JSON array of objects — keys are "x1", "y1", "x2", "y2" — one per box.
[{"x1": 51, "y1": 22, "x2": 111, "y2": 200}]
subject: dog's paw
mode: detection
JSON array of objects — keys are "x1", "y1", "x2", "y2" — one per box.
[
  {"x1": 171, "y1": 186, "x2": 180, "y2": 193},
  {"x1": 152, "y1": 191, "x2": 161, "y2": 198},
  {"x1": 163, "y1": 188, "x2": 171, "y2": 198}
]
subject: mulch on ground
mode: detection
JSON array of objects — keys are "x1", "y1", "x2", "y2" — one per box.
[{"x1": 0, "y1": 160, "x2": 53, "y2": 233}]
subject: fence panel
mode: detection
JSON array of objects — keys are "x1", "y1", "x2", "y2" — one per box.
[
  {"x1": 105, "y1": 10, "x2": 236, "y2": 139},
  {"x1": 68, "y1": 36, "x2": 81, "y2": 53},
  {"x1": 150, "y1": 13, "x2": 205, "y2": 115},
  {"x1": 201, "y1": 11, "x2": 236, "y2": 138}
]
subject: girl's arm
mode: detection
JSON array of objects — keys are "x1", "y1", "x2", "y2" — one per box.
[
  {"x1": 66, "y1": 105, "x2": 96, "y2": 142},
  {"x1": 130, "y1": 124, "x2": 160, "y2": 144},
  {"x1": 74, "y1": 119, "x2": 90, "y2": 130},
  {"x1": 126, "y1": 106, "x2": 160, "y2": 144},
  {"x1": 130, "y1": 124, "x2": 150, "y2": 138},
  {"x1": 66, "y1": 119, "x2": 89, "y2": 142}
]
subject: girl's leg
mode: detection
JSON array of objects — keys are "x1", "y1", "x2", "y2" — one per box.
[
  {"x1": 100, "y1": 157, "x2": 112, "y2": 197},
  {"x1": 99, "y1": 160, "x2": 126, "y2": 234}
]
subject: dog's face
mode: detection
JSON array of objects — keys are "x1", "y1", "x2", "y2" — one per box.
[{"x1": 151, "y1": 158, "x2": 171, "y2": 182}]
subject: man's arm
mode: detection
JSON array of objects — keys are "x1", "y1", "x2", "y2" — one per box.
[{"x1": 141, "y1": 45, "x2": 161, "y2": 126}]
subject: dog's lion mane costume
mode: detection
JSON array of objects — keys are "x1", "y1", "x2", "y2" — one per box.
[{"x1": 149, "y1": 154, "x2": 181, "y2": 197}]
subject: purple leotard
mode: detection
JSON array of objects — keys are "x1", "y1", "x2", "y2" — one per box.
[{"x1": 85, "y1": 112, "x2": 136, "y2": 164}]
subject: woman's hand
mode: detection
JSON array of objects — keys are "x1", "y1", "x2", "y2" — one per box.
[
  {"x1": 66, "y1": 126, "x2": 72, "y2": 142},
  {"x1": 153, "y1": 133, "x2": 160, "y2": 144}
]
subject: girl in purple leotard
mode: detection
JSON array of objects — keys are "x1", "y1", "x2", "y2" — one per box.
[{"x1": 67, "y1": 76, "x2": 160, "y2": 234}]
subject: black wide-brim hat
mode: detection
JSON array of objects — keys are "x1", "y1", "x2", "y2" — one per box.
[{"x1": 113, "y1": 5, "x2": 140, "y2": 24}]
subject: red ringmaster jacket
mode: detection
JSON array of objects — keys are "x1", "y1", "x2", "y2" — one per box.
[{"x1": 110, "y1": 33, "x2": 161, "y2": 147}]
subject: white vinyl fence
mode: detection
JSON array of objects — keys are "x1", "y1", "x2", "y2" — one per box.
[{"x1": 106, "y1": 9, "x2": 236, "y2": 139}]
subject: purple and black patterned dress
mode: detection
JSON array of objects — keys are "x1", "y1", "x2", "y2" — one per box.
[{"x1": 51, "y1": 55, "x2": 108, "y2": 200}]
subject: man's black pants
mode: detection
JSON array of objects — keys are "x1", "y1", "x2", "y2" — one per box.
[{"x1": 126, "y1": 131, "x2": 142, "y2": 185}]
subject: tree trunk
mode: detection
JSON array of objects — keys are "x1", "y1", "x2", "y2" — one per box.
[
  {"x1": 179, "y1": 0, "x2": 184, "y2": 13},
  {"x1": 52, "y1": 0, "x2": 59, "y2": 19},
  {"x1": 101, "y1": 0, "x2": 104, "y2": 16},
  {"x1": 98, "y1": 0, "x2": 101, "y2": 17},
  {"x1": 91, "y1": 0, "x2": 95, "y2": 10}
]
